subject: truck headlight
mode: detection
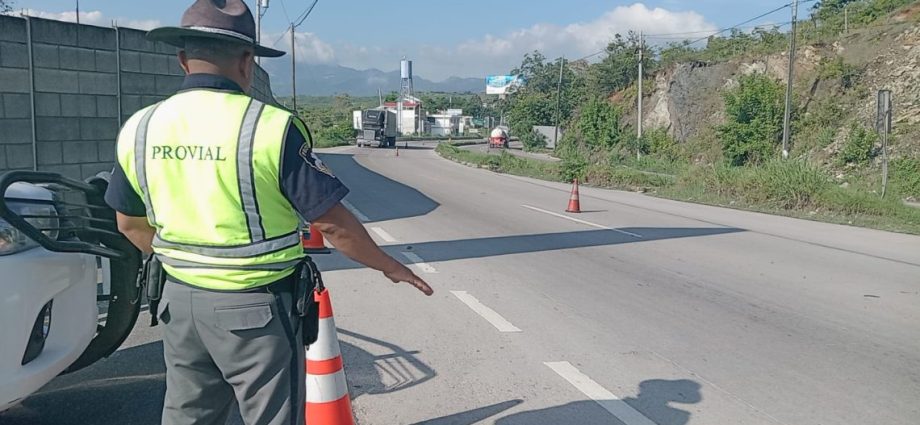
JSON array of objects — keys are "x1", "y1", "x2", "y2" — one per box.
[{"x1": 0, "y1": 203, "x2": 58, "y2": 256}]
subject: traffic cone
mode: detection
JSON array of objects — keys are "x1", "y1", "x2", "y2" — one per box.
[
  {"x1": 305, "y1": 288, "x2": 355, "y2": 425},
  {"x1": 302, "y1": 224, "x2": 331, "y2": 254},
  {"x1": 566, "y1": 179, "x2": 581, "y2": 213}
]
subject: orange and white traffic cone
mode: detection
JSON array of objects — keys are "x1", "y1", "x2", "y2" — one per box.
[
  {"x1": 566, "y1": 179, "x2": 582, "y2": 213},
  {"x1": 305, "y1": 288, "x2": 355, "y2": 425},
  {"x1": 302, "y1": 224, "x2": 331, "y2": 254}
]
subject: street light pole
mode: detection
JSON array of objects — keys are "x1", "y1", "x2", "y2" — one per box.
[
  {"x1": 781, "y1": 0, "x2": 798, "y2": 159},
  {"x1": 290, "y1": 23, "x2": 296, "y2": 113},
  {"x1": 75, "y1": 0, "x2": 79, "y2": 24},
  {"x1": 256, "y1": 0, "x2": 269, "y2": 65}
]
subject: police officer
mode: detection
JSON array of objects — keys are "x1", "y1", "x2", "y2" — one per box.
[{"x1": 104, "y1": 1, "x2": 433, "y2": 424}]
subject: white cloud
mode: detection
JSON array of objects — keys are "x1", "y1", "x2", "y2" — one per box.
[
  {"x1": 14, "y1": 9, "x2": 161, "y2": 30},
  {"x1": 262, "y1": 30, "x2": 336, "y2": 64},
  {"x1": 332, "y1": 2, "x2": 717, "y2": 80}
]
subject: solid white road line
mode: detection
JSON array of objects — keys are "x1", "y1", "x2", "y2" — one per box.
[
  {"x1": 544, "y1": 361, "x2": 658, "y2": 425},
  {"x1": 401, "y1": 252, "x2": 438, "y2": 273},
  {"x1": 450, "y1": 291, "x2": 523, "y2": 333},
  {"x1": 341, "y1": 199, "x2": 370, "y2": 222},
  {"x1": 371, "y1": 226, "x2": 398, "y2": 243},
  {"x1": 522, "y1": 205, "x2": 643, "y2": 238}
]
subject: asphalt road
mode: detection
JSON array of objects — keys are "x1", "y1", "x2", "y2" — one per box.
[{"x1": 3, "y1": 141, "x2": 918, "y2": 425}]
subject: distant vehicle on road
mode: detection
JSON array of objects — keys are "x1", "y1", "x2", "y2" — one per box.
[
  {"x1": 0, "y1": 172, "x2": 142, "y2": 413},
  {"x1": 489, "y1": 127, "x2": 509, "y2": 149},
  {"x1": 354, "y1": 109, "x2": 397, "y2": 148}
]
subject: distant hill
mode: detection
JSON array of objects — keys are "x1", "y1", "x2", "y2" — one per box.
[{"x1": 262, "y1": 62, "x2": 483, "y2": 96}]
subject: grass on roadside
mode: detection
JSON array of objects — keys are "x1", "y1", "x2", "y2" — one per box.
[{"x1": 436, "y1": 143, "x2": 920, "y2": 234}]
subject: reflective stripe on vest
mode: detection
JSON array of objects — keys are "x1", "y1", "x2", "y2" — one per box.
[
  {"x1": 134, "y1": 103, "x2": 162, "y2": 225},
  {"x1": 118, "y1": 91, "x2": 304, "y2": 290}
]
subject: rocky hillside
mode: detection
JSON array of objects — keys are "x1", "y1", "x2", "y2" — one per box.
[{"x1": 636, "y1": 4, "x2": 920, "y2": 163}]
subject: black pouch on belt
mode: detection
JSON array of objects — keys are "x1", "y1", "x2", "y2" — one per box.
[
  {"x1": 298, "y1": 258, "x2": 321, "y2": 346},
  {"x1": 145, "y1": 256, "x2": 166, "y2": 327}
]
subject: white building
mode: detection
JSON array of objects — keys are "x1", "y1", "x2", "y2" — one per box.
[
  {"x1": 427, "y1": 113, "x2": 460, "y2": 137},
  {"x1": 383, "y1": 96, "x2": 426, "y2": 135}
]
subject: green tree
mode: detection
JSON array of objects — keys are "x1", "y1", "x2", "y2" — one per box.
[
  {"x1": 586, "y1": 32, "x2": 651, "y2": 96},
  {"x1": 717, "y1": 74, "x2": 785, "y2": 166},
  {"x1": 1, "y1": 0, "x2": 13, "y2": 13},
  {"x1": 577, "y1": 98, "x2": 623, "y2": 150}
]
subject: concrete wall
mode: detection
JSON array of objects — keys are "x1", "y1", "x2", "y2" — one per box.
[{"x1": 0, "y1": 15, "x2": 278, "y2": 179}]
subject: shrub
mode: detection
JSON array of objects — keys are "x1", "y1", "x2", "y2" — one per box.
[
  {"x1": 718, "y1": 74, "x2": 785, "y2": 166},
  {"x1": 644, "y1": 128, "x2": 683, "y2": 162},
  {"x1": 839, "y1": 123, "x2": 877, "y2": 165},
  {"x1": 891, "y1": 158, "x2": 920, "y2": 198},
  {"x1": 521, "y1": 128, "x2": 548, "y2": 151}
]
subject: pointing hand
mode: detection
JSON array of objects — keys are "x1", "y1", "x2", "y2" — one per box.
[{"x1": 384, "y1": 264, "x2": 433, "y2": 296}]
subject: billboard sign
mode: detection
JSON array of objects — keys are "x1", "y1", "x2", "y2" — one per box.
[{"x1": 486, "y1": 75, "x2": 523, "y2": 94}]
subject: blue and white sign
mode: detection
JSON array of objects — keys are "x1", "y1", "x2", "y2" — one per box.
[{"x1": 486, "y1": 75, "x2": 523, "y2": 94}]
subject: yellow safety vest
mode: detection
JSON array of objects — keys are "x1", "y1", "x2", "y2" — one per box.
[{"x1": 116, "y1": 90, "x2": 306, "y2": 290}]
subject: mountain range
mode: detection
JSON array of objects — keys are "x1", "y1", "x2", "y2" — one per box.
[{"x1": 261, "y1": 62, "x2": 484, "y2": 96}]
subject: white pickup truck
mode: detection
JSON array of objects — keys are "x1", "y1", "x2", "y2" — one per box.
[{"x1": 0, "y1": 171, "x2": 142, "y2": 412}]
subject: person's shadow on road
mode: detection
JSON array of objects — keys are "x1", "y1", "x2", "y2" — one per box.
[{"x1": 416, "y1": 378, "x2": 702, "y2": 425}]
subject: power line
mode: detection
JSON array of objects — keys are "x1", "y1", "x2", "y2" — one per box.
[
  {"x1": 686, "y1": 2, "x2": 795, "y2": 46},
  {"x1": 293, "y1": 0, "x2": 318, "y2": 28},
  {"x1": 278, "y1": 0, "x2": 291, "y2": 22},
  {"x1": 570, "y1": 1, "x2": 810, "y2": 62}
]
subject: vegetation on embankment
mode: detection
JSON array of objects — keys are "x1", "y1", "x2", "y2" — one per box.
[{"x1": 436, "y1": 143, "x2": 920, "y2": 235}]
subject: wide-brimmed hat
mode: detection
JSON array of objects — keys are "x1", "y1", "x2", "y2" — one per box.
[{"x1": 147, "y1": 0, "x2": 285, "y2": 57}]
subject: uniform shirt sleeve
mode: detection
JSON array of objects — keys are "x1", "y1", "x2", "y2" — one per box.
[
  {"x1": 280, "y1": 120, "x2": 349, "y2": 222},
  {"x1": 104, "y1": 161, "x2": 147, "y2": 217}
]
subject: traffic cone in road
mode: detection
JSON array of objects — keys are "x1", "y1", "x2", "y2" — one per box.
[
  {"x1": 302, "y1": 224, "x2": 332, "y2": 254},
  {"x1": 305, "y1": 288, "x2": 355, "y2": 425},
  {"x1": 566, "y1": 179, "x2": 582, "y2": 213}
]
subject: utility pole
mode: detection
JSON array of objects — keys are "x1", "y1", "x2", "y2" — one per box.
[
  {"x1": 256, "y1": 0, "x2": 269, "y2": 65},
  {"x1": 781, "y1": 0, "x2": 798, "y2": 159},
  {"x1": 637, "y1": 30, "x2": 643, "y2": 160},
  {"x1": 75, "y1": 0, "x2": 79, "y2": 24},
  {"x1": 290, "y1": 23, "x2": 296, "y2": 113},
  {"x1": 553, "y1": 57, "x2": 565, "y2": 149}
]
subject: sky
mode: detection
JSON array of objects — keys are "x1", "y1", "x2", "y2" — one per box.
[{"x1": 10, "y1": 1, "x2": 809, "y2": 81}]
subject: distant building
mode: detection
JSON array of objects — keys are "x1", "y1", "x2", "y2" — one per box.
[
  {"x1": 383, "y1": 96, "x2": 426, "y2": 135},
  {"x1": 427, "y1": 113, "x2": 461, "y2": 137}
]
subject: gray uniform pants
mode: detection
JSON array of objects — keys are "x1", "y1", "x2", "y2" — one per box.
[{"x1": 158, "y1": 279, "x2": 305, "y2": 425}]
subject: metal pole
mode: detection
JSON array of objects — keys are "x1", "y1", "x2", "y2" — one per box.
[
  {"x1": 114, "y1": 22, "x2": 123, "y2": 127},
  {"x1": 881, "y1": 129, "x2": 889, "y2": 198},
  {"x1": 844, "y1": 5, "x2": 848, "y2": 34},
  {"x1": 554, "y1": 57, "x2": 564, "y2": 149},
  {"x1": 637, "y1": 31, "x2": 643, "y2": 160},
  {"x1": 75, "y1": 0, "x2": 79, "y2": 24},
  {"x1": 255, "y1": 2, "x2": 261, "y2": 66},
  {"x1": 781, "y1": 0, "x2": 798, "y2": 159},
  {"x1": 26, "y1": 17, "x2": 37, "y2": 171},
  {"x1": 290, "y1": 23, "x2": 296, "y2": 113}
]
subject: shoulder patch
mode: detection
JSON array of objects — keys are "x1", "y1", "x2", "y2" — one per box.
[{"x1": 299, "y1": 144, "x2": 335, "y2": 177}]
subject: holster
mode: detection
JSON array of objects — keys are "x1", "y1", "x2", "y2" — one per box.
[
  {"x1": 142, "y1": 256, "x2": 166, "y2": 327},
  {"x1": 298, "y1": 257, "x2": 323, "y2": 346}
]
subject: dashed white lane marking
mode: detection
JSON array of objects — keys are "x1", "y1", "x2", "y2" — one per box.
[
  {"x1": 522, "y1": 205, "x2": 643, "y2": 238},
  {"x1": 544, "y1": 361, "x2": 658, "y2": 425},
  {"x1": 371, "y1": 227, "x2": 398, "y2": 243},
  {"x1": 401, "y1": 252, "x2": 438, "y2": 274},
  {"x1": 341, "y1": 199, "x2": 369, "y2": 222},
  {"x1": 450, "y1": 291, "x2": 522, "y2": 333}
]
